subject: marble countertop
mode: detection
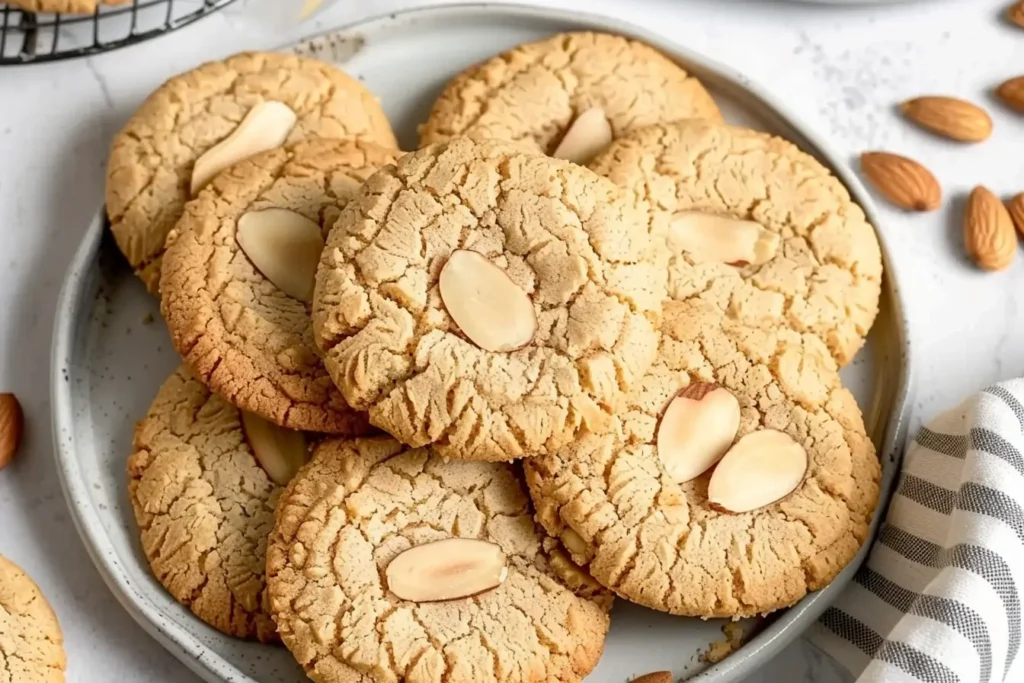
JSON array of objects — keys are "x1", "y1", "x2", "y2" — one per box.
[{"x1": 1, "y1": 0, "x2": 1022, "y2": 680}]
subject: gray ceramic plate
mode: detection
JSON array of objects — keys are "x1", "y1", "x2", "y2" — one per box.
[{"x1": 51, "y1": 3, "x2": 914, "y2": 682}]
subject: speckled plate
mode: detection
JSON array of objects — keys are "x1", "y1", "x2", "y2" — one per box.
[{"x1": 51, "y1": 4, "x2": 913, "y2": 683}]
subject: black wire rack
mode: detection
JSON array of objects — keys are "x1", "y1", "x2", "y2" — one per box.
[{"x1": 0, "y1": 0, "x2": 239, "y2": 65}]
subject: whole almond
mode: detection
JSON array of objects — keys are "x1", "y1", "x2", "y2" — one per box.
[
  {"x1": 965, "y1": 186, "x2": 1017, "y2": 271},
  {"x1": 1006, "y1": 193, "x2": 1024, "y2": 239},
  {"x1": 859, "y1": 152, "x2": 942, "y2": 211},
  {"x1": 1009, "y1": 1, "x2": 1024, "y2": 29},
  {"x1": 0, "y1": 393, "x2": 24, "y2": 471},
  {"x1": 996, "y1": 76, "x2": 1024, "y2": 113},
  {"x1": 631, "y1": 673, "x2": 673, "y2": 683},
  {"x1": 900, "y1": 96, "x2": 993, "y2": 142}
]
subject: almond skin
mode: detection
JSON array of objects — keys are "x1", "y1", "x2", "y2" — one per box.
[
  {"x1": 996, "y1": 76, "x2": 1024, "y2": 113},
  {"x1": 1006, "y1": 193, "x2": 1024, "y2": 240},
  {"x1": 900, "y1": 96, "x2": 993, "y2": 142},
  {"x1": 965, "y1": 186, "x2": 1017, "y2": 271},
  {"x1": 860, "y1": 151, "x2": 942, "y2": 211},
  {"x1": 0, "y1": 393, "x2": 24, "y2": 471},
  {"x1": 631, "y1": 673, "x2": 673, "y2": 683}
]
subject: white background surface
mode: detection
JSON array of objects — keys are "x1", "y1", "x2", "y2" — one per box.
[{"x1": 0, "y1": 0, "x2": 1022, "y2": 680}]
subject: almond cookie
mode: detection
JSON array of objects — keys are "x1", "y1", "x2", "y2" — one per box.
[
  {"x1": 106, "y1": 51, "x2": 397, "y2": 294},
  {"x1": 312, "y1": 138, "x2": 667, "y2": 462},
  {"x1": 525, "y1": 299, "x2": 881, "y2": 618},
  {"x1": 127, "y1": 365, "x2": 305, "y2": 642},
  {"x1": 0, "y1": 555, "x2": 65, "y2": 683},
  {"x1": 160, "y1": 138, "x2": 397, "y2": 433},
  {"x1": 590, "y1": 120, "x2": 883, "y2": 366},
  {"x1": 419, "y1": 31, "x2": 722, "y2": 164},
  {"x1": 266, "y1": 435, "x2": 611, "y2": 683}
]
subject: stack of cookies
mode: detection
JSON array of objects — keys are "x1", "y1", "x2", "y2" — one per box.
[{"x1": 110, "y1": 33, "x2": 882, "y2": 683}]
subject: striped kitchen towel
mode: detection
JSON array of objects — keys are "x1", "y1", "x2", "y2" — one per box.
[{"x1": 808, "y1": 380, "x2": 1024, "y2": 683}]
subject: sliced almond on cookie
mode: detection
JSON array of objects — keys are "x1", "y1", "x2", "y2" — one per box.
[
  {"x1": 439, "y1": 249, "x2": 537, "y2": 352},
  {"x1": 191, "y1": 101, "x2": 298, "y2": 195},
  {"x1": 657, "y1": 383, "x2": 741, "y2": 483},
  {"x1": 669, "y1": 212, "x2": 779, "y2": 266},
  {"x1": 236, "y1": 208, "x2": 324, "y2": 302},
  {"x1": 551, "y1": 107, "x2": 613, "y2": 165},
  {"x1": 707, "y1": 429, "x2": 807, "y2": 513},
  {"x1": 386, "y1": 538, "x2": 508, "y2": 603},
  {"x1": 240, "y1": 411, "x2": 309, "y2": 486}
]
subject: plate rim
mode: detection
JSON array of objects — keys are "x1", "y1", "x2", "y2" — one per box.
[{"x1": 51, "y1": 3, "x2": 915, "y2": 683}]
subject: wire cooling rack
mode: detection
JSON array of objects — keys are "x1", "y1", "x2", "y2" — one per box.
[{"x1": 0, "y1": 0, "x2": 238, "y2": 65}]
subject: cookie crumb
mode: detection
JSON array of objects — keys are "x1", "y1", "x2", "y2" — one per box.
[
  {"x1": 702, "y1": 621, "x2": 747, "y2": 664},
  {"x1": 141, "y1": 313, "x2": 154, "y2": 325}
]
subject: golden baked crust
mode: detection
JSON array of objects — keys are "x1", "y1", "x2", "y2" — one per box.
[{"x1": 0, "y1": 554, "x2": 65, "y2": 683}]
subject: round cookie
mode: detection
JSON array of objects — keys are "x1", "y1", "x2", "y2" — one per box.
[
  {"x1": 524, "y1": 299, "x2": 881, "y2": 618},
  {"x1": 313, "y1": 137, "x2": 667, "y2": 462},
  {"x1": 266, "y1": 435, "x2": 611, "y2": 683},
  {"x1": 160, "y1": 138, "x2": 398, "y2": 433},
  {"x1": 127, "y1": 365, "x2": 284, "y2": 642},
  {"x1": 107, "y1": 51, "x2": 398, "y2": 294},
  {"x1": 589, "y1": 119, "x2": 883, "y2": 366},
  {"x1": 419, "y1": 32, "x2": 722, "y2": 154},
  {"x1": 0, "y1": 555, "x2": 65, "y2": 683}
]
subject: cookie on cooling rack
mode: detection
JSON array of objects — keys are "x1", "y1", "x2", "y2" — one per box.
[
  {"x1": 418, "y1": 31, "x2": 721, "y2": 164},
  {"x1": 0, "y1": 554, "x2": 66, "y2": 683},
  {"x1": 590, "y1": 119, "x2": 883, "y2": 366},
  {"x1": 6, "y1": 0, "x2": 130, "y2": 13},
  {"x1": 106, "y1": 51, "x2": 397, "y2": 294},
  {"x1": 525, "y1": 298, "x2": 880, "y2": 618},
  {"x1": 160, "y1": 138, "x2": 398, "y2": 433}
]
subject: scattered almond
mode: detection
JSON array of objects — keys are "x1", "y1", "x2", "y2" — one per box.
[
  {"x1": 899, "y1": 96, "x2": 992, "y2": 143},
  {"x1": 668, "y1": 212, "x2": 779, "y2": 266},
  {"x1": 1006, "y1": 193, "x2": 1024, "y2": 240},
  {"x1": 996, "y1": 75, "x2": 1024, "y2": 113},
  {"x1": 859, "y1": 152, "x2": 942, "y2": 212},
  {"x1": 240, "y1": 411, "x2": 309, "y2": 486},
  {"x1": 439, "y1": 249, "x2": 537, "y2": 352},
  {"x1": 1008, "y1": 1, "x2": 1024, "y2": 29},
  {"x1": 657, "y1": 383, "x2": 741, "y2": 483},
  {"x1": 964, "y1": 186, "x2": 1017, "y2": 271},
  {"x1": 0, "y1": 393, "x2": 23, "y2": 472},
  {"x1": 236, "y1": 208, "x2": 324, "y2": 302},
  {"x1": 707, "y1": 429, "x2": 808, "y2": 513},
  {"x1": 631, "y1": 673, "x2": 673, "y2": 683},
  {"x1": 191, "y1": 101, "x2": 297, "y2": 195},
  {"x1": 386, "y1": 538, "x2": 508, "y2": 603},
  {"x1": 551, "y1": 107, "x2": 613, "y2": 165}
]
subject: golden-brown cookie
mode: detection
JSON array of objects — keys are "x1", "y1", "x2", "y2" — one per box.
[
  {"x1": 127, "y1": 365, "x2": 285, "y2": 642},
  {"x1": 6, "y1": 0, "x2": 130, "y2": 13},
  {"x1": 525, "y1": 299, "x2": 880, "y2": 618},
  {"x1": 106, "y1": 51, "x2": 397, "y2": 294},
  {"x1": 0, "y1": 554, "x2": 65, "y2": 683},
  {"x1": 160, "y1": 138, "x2": 397, "y2": 433},
  {"x1": 589, "y1": 119, "x2": 883, "y2": 366},
  {"x1": 312, "y1": 138, "x2": 667, "y2": 462},
  {"x1": 419, "y1": 32, "x2": 722, "y2": 156},
  {"x1": 266, "y1": 435, "x2": 611, "y2": 683}
]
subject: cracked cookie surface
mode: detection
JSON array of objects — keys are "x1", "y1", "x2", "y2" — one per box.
[
  {"x1": 106, "y1": 51, "x2": 397, "y2": 294},
  {"x1": 590, "y1": 120, "x2": 883, "y2": 366},
  {"x1": 524, "y1": 299, "x2": 880, "y2": 618},
  {"x1": 266, "y1": 435, "x2": 611, "y2": 683},
  {"x1": 127, "y1": 365, "x2": 282, "y2": 642},
  {"x1": 0, "y1": 555, "x2": 65, "y2": 683},
  {"x1": 418, "y1": 32, "x2": 721, "y2": 152},
  {"x1": 312, "y1": 137, "x2": 667, "y2": 462},
  {"x1": 161, "y1": 138, "x2": 397, "y2": 433}
]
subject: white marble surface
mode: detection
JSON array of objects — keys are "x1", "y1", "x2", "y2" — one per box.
[{"x1": 0, "y1": 0, "x2": 1022, "y2": 680}]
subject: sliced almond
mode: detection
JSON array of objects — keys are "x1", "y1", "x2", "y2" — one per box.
[
  {"x1": 899, "y1": 96, "x2": 992, "y2": 143},
  {"x1": 859, "y1": 151, "x2": 941, "y2": 212},
  {"x1": 965, "y1": 185, "x2": 1017, "y2": 272},
  {"x1": 996, "y1": 75, "x2": 1024, "y2": 113},
  {"x1": 551, "y1": 107, "x2": 613, "y2": 165},
  {"x1": 386, "y1": 538, "x2": 508, "y2": 603},
  {"x1": 190, "y1": 101, "x2": 298, "y2": 195},
  {"x1": 240, "y1": 411, "x2": 309, "y2": 486},
  {"x1": 669, "y1": 212, "x2": 779, "y2": 266},
  {"x1": 438, "y1": 250, "x2": 537, "y2": 352},
  {"x1": 657, "y1": 383, "x2": 741, "y2": 483},
  {"x1": 561, "y1": 528, "x2": 587, "y2": 556},
  {"x1": 707, "y1": 429, "x2": 807, "y2": 513},
  {"x1": 236, "y1": 208, "x2": 324, "y2": 302}
]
